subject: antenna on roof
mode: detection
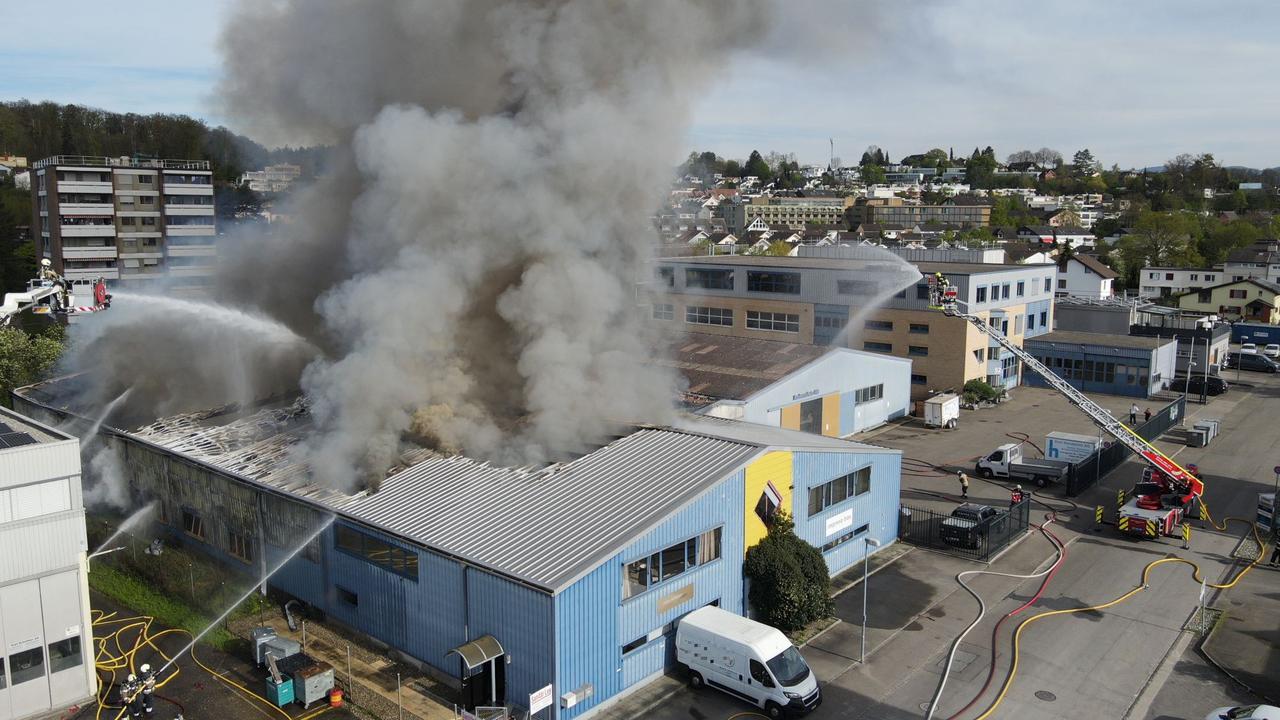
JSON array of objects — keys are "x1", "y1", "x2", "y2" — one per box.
[{"x1": 829, "y1": 138, "x2": 835, "y2": 171}]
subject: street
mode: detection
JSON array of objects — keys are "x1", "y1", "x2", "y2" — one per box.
[{"x1": 631, "y1": 369, "x2": 1280, "y2": 720}]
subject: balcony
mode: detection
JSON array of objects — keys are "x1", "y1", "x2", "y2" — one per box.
[
  {"x1": 59, "y1": 203, "x2": 115, "y2": 216},
  {"x1": 167, "y1": 245, "x2": 216, "y2": 257},
  {"x1": 57, "y1": 181, "x2": 113, "y2": 194},
  {"x1": 163, "y1": 184, "x2": 214, "y2": 196},
  {"x1": 63, "y1": 266, "x2": 119, "y2": 281},
  {"x1": 169, "y1": 264, "x2": 216, "y2": 277},
  {"x1": 62, "y1": 246, "x2": 118, "y2": 260},
  {"x1": 166, "y1": 226, "x2": 215, "y2": 237},
  {"x1": 60, "y1": 224, "x2": 117, "y2": 238},
  {"x1": 163, "y1": 206, "x2": 215, "y2": 216}
]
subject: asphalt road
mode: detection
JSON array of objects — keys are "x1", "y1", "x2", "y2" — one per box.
[{"x1": 636, "y1": 369, "x2": 1280, "y2": 720}]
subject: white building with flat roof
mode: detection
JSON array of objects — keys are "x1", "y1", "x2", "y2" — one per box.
[
  {"x1": 1138, "y1": 266, "x2": 1223, "y2": 299},
  {"x1": 0, "y1": 407, "x2": 95, "y2": 720}
]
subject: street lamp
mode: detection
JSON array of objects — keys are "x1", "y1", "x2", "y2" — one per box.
[
  {"x1": 860, "y1": 536, "x2": 882, "y2": 663},
  {"x1": 1185, "y1": 361, "x2": 1196, "y2": 401}
]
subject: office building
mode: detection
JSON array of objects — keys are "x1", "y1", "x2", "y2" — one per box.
[
  {"x1": 648, "y1": 254, "x2": 1055, "y2": 399},
  {"x1": 721, "y1": 194, "x2": 855, "y2": 234},
  {"x1": 238, "y1": 164, "x2": 302, "y2": 193},
  {"x1": 1023, "y1": 331, "x2": 1178, "y2": 399},
  {"x1": 31, "y1": 156, "x2": 216, "y2": 293},
  {"x1": 0, "y1": 407, "x2": 95, "y2": 720},
  {"x1": 859, "y1": 197, "x2": 991, "y2": 228}
]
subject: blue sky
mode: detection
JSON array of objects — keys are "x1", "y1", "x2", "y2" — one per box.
[{"x1": 2, "y1": 0, "x2": 1278, "y2": 168}]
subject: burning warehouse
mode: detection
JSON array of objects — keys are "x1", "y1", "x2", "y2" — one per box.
[{"x1": 15, "y1": 379, "x2": 901, "y2": 718}]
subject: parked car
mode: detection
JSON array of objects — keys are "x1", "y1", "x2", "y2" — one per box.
[
  {"x1": 1222, "y1": 351, "x2": 1280, "y2": 373},
  {"x1": 1241, "y1": 342, "x2": 1259, "y2": 354},
  {"x1": 1180, "y1": 374, "x2": 1230, "y2": 396},
  {"x1": 1265, "y1": 343, "x2": 1280, "y2": 358},
  {"x1": 940, "y1": 503, "x2": 1001, "y2": 549},
  {"x1": 678, "y1": 606, "x2": 822, "y2": 718},
  {"x1": 1205, "y1": 705, "x2": 1280, "y2": 720}
]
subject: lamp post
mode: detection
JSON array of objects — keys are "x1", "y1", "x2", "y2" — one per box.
[
  {"x1": 860, "y1": 536, "x2": 882, "y2": 663},
  {"x1": 1185, "y1": 361, "x2": 1196, "y2": 402}
]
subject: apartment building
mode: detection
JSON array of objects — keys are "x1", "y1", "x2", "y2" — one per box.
[
  {"x1": 1223, "y1": 240, "x2": 1280, "y2": 284},
  {"x1": 721, "y1": 194, "x2": 855, "y2": 233},
  {"x1": 648, "y1": 255, "x2": 1055, "y2": 400},
  {"x1": 859, "y1": 197, "x2": 991, "y2": 227},
  {"x1": 31, "y1": 156, "x2": 217, "y2": 293},
  {"x1": 0, "y1": 407, "x2": 96, "y2": 720},
  {"x1": 238, "y1": 163, "x2": 302, "y2": 193},
  {"x1": 1137, "y1": 266, "x2": 1224, "y2": 298}
]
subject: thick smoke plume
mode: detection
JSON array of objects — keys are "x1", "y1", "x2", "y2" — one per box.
[{"x1": 209, "y1": 0, "x2": 766, "y2": 485}]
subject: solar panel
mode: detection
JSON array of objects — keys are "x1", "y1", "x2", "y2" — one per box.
[{"x1": 0, "y1": 432, "x2": 37, "y2": 449}]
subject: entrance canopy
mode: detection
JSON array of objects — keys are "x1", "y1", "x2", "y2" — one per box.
[{"x1": 448, "y1": 635, "x2": 504, "y2": 671}]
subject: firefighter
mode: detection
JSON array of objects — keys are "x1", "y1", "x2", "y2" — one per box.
[
  {"x1": 120, "y1": 673, "x2": 144, "y2": 719},
  {"x1": 1010, "y1": 484, "x2": 1026, "y2": 506},
  {"x1": 38, "y1": 258, "x2": 69, "y2": 310},
  {"x1": 957, "y1": 470, "x2": 970, "y2": 499},
  {"x1": 139, "y1": 663, "x2": 156, "y2": 716}
]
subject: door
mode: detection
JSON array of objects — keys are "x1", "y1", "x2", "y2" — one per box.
[
  {"x1": 747, "y1": 659, "x2": 776, "y2": 706},
  {"x1": 2, "y1": 580, "x2": 50, "y2": 720},
  {"x1": 41, "y1": 571, "x2": 88, "y2": 709},
  {"x1": 799, "y1": 399, "x2": 822, "y2": 434},
  {"x1": 461, "y1": 658, "x2": 505, "y2": 711}
]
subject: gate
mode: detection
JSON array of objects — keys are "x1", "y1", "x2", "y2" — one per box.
[
  {"x1": 898, "y1": 498, "x2": 1030, "y2": 562},
  {"x1": 1065, "y1": 396, "x2": 1185, "y2": 497}
]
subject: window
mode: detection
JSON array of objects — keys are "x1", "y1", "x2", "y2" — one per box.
[
  {"x1": 838, "y1": 279, "x2": 877, "y2": 295},
  {"x1": 864, "y1": 320, "x2": 893, "y2": 331},
  {"x1": 807, "y1": 467, "x2": 872, "y2": 515},
  {"x1": 0, "y1": 656, "x2": 4, "y2": 690},
  {"x1": 1198, "y1": 290, "x2": 1211, "y2": 303},
  {"x1": 821, "y1": 523, "x2": 870, "y2": 552},
  {"x1": 854, "y1": 384, "x2": 883, "y2": 403},
  {"x1": 1016, "y1": 281, "x2": 1025, "y2": 297},
  {"x1": 1015, "y1": 315, "x2": 1024, "y2": 334},
  {"x1": 863, "y1": 341, "x2": 891, "y2": 353},
  {"x1": 746, "y1": 310, "x2": 799, "y2": 333},
  {"x1": 1165, "y1": 273, "x2": 1174, "y2": 281},
  {"x1": 1205, "y1": 274, "x2": 1215, "y2": 281},
  {"x1": 622, "y1": 527, "x2": 722, "y2": 599},
  {"x1": 685, "y1": 268, "x2": 734, "y2": 290},
  {"x1": 1027, "y1": 313, "x2": 1036, "y2": 330},
  {"x1": 686, "y1": 306, "x2": 733, "y2": 326},
  {"x1": 1039, "y1": 311, "x2": 1047, "y2": 327},
  {"x1": 1057, "y1": 279, "x2": 1067, "y2": 290},
  {"x1": 652, "y1": 303, "x2": 673, "y2": 320},
  {"x1": 908, "y1": 345, "x2": 928, "y2": 356},
  {"x1": 747, "y1": 271, "x2": 800, "y2": 294},
  {"x1": 228, "y1": 530, "x2": 254, "y2": 563},
  {"x1": 1229, "y1": 289, "x2": 1247, "y2": 299},
  {"x1": 973, "y1": 348, "x2": 985, "y2": 363},
  {"x1": 1044, "y1": 278, "x2": 1052, "y2": 292},
  {"x1": 8, "y1": 647, "x2": 43, "y2": 685},
  {"x1": 911, "y1": 374, "x2": 927, "y2": 385},
  {"x1": 334, "y1": 523, "x2": 419, "y2": 580},
  {"x1": 656, "y1": 267, "x2": 674, "y2": 287},
  {"x1": 909, "y1": 323, "x2": 929, "y2": 334},
  {"x1": 750, "y1": 659, "x2": 774, "y2": 687},
  {"x1": 48, "y1": 637, "x2": 82, "y2": 674},
  {"x1": 621, "y1": 635, "x2": 648, "y2": 654},
  {"x1": 1002, "y1": 284, "x2": 1011, "y2": 299},
  {"x1": 976, "y1": 286, "x2": 988, "y2": 303},
  {"x1": 336, "y1": 585, "x2": 359, "y2": 607},
  {"x1": 916, "y1": 284, "x2": 930, "y2": 300},
  {"x1": 182, "y1": 509, "x2": 204, "y2": 540}
]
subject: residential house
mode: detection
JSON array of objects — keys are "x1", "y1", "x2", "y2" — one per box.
[
  {"x1": 1138, "y1": 266, "x2": 1223, "y2": 299},
  {"x1": 1055, "y1": 255, "x2": 1117, "y2": 299},
  {"x1": 1223, "y1": 240, "x2": 1280, "y2": 284},
  {"x1": 1176, "y1": 278, "x2": 1280, "y2": 323}
]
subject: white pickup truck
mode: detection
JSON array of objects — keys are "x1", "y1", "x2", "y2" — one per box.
[{"x1": 975, "y1": 443, "x2": 1072, "y2": 488}]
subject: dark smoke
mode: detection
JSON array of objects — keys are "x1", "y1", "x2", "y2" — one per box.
[{"x1": 208, "y1": 0, "x2": 768, "y2": 485}]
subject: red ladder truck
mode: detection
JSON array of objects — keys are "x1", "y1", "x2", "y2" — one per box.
[{"x1": 928, "y1": 273, "x2": 1204, "y2": 538}]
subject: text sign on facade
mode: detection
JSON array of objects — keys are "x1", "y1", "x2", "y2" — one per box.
[
  {"x1": 530, "y1": 684, "x2": 553, "y2": 714},
  {"x1": 825, "y1": 508, "x2": 854, "y2": 536}
]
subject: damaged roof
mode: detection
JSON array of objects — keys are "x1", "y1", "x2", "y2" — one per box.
[{"x1": 661, "y1": 332, "x2": 829, "y2": 401}]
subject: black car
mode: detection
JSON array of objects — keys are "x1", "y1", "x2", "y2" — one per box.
[
  {"x1": 1222, "y1": 351, "x2": 1280, "y2": 373},
  {"x1": 1179, "y1": 374, "x2": 1230, "y2": 395},
  {"x1": 939, "y1": 503, "x2": 1000, "y2": 548}
]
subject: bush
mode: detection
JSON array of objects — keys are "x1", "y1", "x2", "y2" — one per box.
[
  {"x1": 963, "y1": 379, "x2": 1001, "y2": 404},
  {"x1": 743, "y1": 512, "x2": 832, "y2": 631}
]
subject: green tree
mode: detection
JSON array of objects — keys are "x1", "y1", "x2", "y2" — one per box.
[
  {"x1": 860, "y1": 164, "x2": 886, "y2": 184},
  {"x1": 0, "y1": 324, "x2": 64, "y2": 406},
  {"x1": 723, "y1": 159, "x2": 743, "y2": 178},
  {"x1": 743, "y1": 512, "x2": 832, "y2": 632},
  {"x1": 965, "y1": 151, "x2": 998, "y2": 189},
  {"x1": 1200, "y1": 220, "x2": 1260, "y2": 265},
  {"x1": 744, "y1": 150, "x2": 771, "y2": 183},
  {"x1": 1072, "y1": 148, "x2": 1097, "y2": 178},
  {"x1": 1116, "y1": 211, "x2": 1203, "y2": 273}
]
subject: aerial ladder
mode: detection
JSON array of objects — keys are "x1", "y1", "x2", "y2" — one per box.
[
  {"x1": 0, "y1": 276, "x2": 111, "y2": 326},
  {"x1": 928, "y1": 273, "x2": 1204, "y2": 538}
]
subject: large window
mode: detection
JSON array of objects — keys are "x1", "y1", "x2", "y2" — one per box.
[
  {"x1": 909, "y1": 323, "x2": 929, "y2": 334},
  {"x1": 8, "y1": 647, "x2": 43, "y2": 685},
  {"x1": 854, "y1": 384, "x2": 883, "y2": 403},
  {"x1": 48, "y1": 637, "x2": 82, "y2": 674},
  {"x1": 182, "y1": 508, "x2": 204, "y2": 540},
  {"x1": 623, "y1": 527, "x2": 722, "y2": 599},
  {"x1": 686, "y1": 306, "x2": 733, "y2": 326},
  {"x1": 652, "y1": 303, "x2": 673, "y2": 320},
  {"x1": 838, "y1": 279, "x2": 877, "y2": 295},
  {"x1": 864, "y1": 320, "x2": 893, "y2": 331},
  {"x1": 746, "y1": 310, "x2": 799, "y2": 333},
  {"x1": 656, "y1": 267, "x2": 674, "y2": 287},
  {"x1": 686, "y1": 268, "x2": 734, "y2": 290},
  {"x1": 808, "y1": 467, "x2": 872, "y2": 515},
  {"x1": 916, "y1": 284, "x2": 930, "y2": 300},
  {"x1": 908, "y1": 345, "x2": 928, "y2": 357},
  {"x1": 911, "y1": 374, "x2": 928, "y2": 385},
  {"x1": 821, "y1": 523, "x2": 870, "y2": 553},
  {"x1": 334, "y1": 524, "x2": 419, "y2": 581},
  {"x1": 976, "y1": 286, "x2": 988, "y2": 303},
  {"x1": 863, "y1": 341, "x2": 891, "y2": 353},
  {"x1": 229, "y1": 530, "x2": 254, "y2": 563},
  {"x1": 1229, "y1": 289, "x2": 1247, "y2": 299},
  {"x1": 747, "y1": 271, "x2": 800, "y2": 294}
]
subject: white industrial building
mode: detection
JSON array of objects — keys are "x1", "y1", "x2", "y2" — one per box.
[
  {"x1": 666, "y1": 333, "x2": 913, "y2": 437},
  {"x1": 0, "y1": 408, "x2": 95, "y2": 720}
]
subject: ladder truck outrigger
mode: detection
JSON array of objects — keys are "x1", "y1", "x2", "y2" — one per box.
[{"x1": 928, "y1": 273, "x2": 1204, "y2": 539}]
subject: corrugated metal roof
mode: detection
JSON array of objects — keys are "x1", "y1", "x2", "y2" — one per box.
[{"x1": 340, "y1": 426, "x2": 763, "y2": 592}]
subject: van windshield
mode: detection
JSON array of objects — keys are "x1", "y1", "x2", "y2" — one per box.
[{"x1": 765, "y1": 646, "x2": 810, "y2": 687}]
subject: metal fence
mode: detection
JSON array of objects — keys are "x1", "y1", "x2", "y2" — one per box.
[
  {"x1": 1064, "y1": 395, "x2": 1186, "y2": 496},
  {"x1": 898, "y1": 498, "x2": 1031, "y2": 562}
]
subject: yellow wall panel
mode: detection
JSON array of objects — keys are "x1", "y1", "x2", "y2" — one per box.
[
  {"x1": 821, "y1": 393, "x2": 840, "y2": 437},
  {"x1": 780, "y1": 404, "x2": 801, "y2": 431},
  {"x1": 743, "y1": 451, "x2": 793, "y2": 552}
]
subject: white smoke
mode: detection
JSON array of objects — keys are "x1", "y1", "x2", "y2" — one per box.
[
  {"x1": 84, "y1": 445, "x2": 129, "y2": 510},
  {"x1": 210, "y1": 0, "x2": 768, "y2": 485}
]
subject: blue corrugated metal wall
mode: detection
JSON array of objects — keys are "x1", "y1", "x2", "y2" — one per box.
[
  {"x1": 466, "y1": 568, "x2": 554, "y2": 711},
  {"x1": 553, "y1": 468, "x2": 746, "y2": 719},
  {"x1": 791, "y1": 451, "x2": 902, "y2": 576}
]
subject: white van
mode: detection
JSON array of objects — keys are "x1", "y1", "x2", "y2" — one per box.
[{"x1": 676, "y1": 606, "x2": 821, "y2": 718}]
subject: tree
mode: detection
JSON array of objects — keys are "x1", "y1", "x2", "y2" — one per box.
[
  {"x1": 744, "y1": 150, "x2": 771, "y2": 183},
  {"x1": 743, "y1": 512, "x2": 831, "y2": 632},
  {"x1": 860, "y1": 164, "x2": 886, "y2": 184},
  {"x1": 1116, "y1": 211, "x2": 1203, "y2": 273},
  {"x1": 965, "y1": 151, "x2": 998, "y2": 189},
  {"x1": 723, "y1": 159, "x2": 743, "y2": 178},
  {"x1": 1053, "y1": 239, "x2": 1077, "y2": 270},
  {"x1": 1072, "y1": 149, "x2": 1097, "y2": 178},
  {"x1": 1035, "y1": 147, "x2": 1063, "y2": 167},
  {"x1": 1200, "y1": 220, "x2": 1260, "y2": 265},
  {"x1": 0, "y1": 324, "x2": 64, "y2": 406}
]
